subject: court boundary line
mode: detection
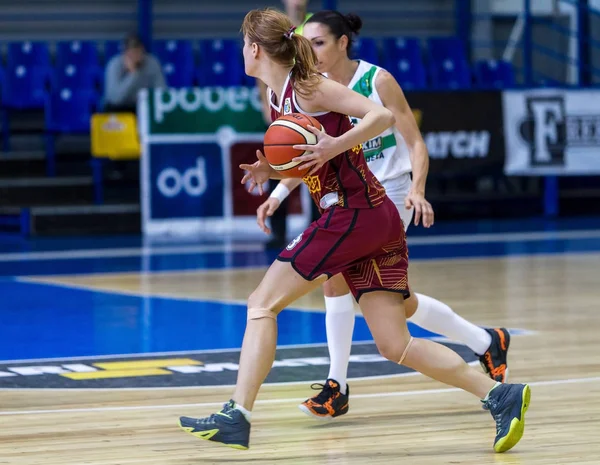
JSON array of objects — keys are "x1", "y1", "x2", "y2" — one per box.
[
  {"x1": 0, "y1": 375, "x2": 597, "y2": 416},
  {"x1": 14, "y1": 249, "x2": 600, "y2": 283},
  {"x1": 1, "y1": 228, "x2": 600, "y2": 263},
  {"x1": 0, "y1": 243, "x2": 265, "y2": 262},
  {"x1": 0, "y1": 334, "x2": 534, "y2": 391},
  {"x1": 0, "y1": 331, "x2": 535, "y2": 367},
  {"x1": 14, "y1": 247, "x2": 600, "y2": 309},
  {"x1": 15, "y1": 275, "x2": 252, "y2": 307},
  {"x1": 0, "y1": 339, "x2": 377, "y2": 365},
  {"x1": 0, "y1": 368, "x2": 429, "y2": 393}
]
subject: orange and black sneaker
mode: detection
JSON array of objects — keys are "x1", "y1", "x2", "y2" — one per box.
[
  {"x1": 480, "y1": 328, "x2": 511, "y2": 383},
  {"x1": 298, "y1": 379, "x2": 349, "y2": 419}
]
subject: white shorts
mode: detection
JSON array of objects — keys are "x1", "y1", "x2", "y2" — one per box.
[{"x1": 382, "y1": 173, "x2": 413, "y2": 232}]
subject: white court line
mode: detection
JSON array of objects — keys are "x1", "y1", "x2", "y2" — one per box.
[
  {"x1": 0, "y1": 340, "x2": 376, "y2": 365},
  {"x1": 0, "y1": 360, "x2": 485, "y2": 392},
  {"x1": 0, "y1": 332, "x2": 535, "y2": 367},
  {"x1": 409, "y1": 229, "x2": 600, "y2": 245},
  {"x1": 16, "y1": 275, "x2": 253, "y2": 306},
  {"x1": 0, "y1": 375, "x2": 598, "y2": 416},
  {"x1": 18, "y1": 247, "x2": 600, "y2": 281},
  {"x1": 1, "y1": 229, "x2": 600, "y2": 263},
  {"x1": 0, "y1": 369, "x2": 427, "y2": 393},
  {"x1": 0, "y1": 243, "x2": 264, "y2": 262},
  {"x1": 16, "y1": 265, "x2": 271, "y2": 281}
]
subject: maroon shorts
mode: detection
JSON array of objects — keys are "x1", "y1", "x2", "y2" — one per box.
[{"x1": 277, "y1": 196, "x2": 409, "y2": 301}]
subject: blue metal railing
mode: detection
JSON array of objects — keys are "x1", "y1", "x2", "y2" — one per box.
[
  {"x1": 139, "y1": 0, "x2": 152, "y2": 50},
  {"x1": 471, "y1": 0, "x2": 600, "y2": 87}
]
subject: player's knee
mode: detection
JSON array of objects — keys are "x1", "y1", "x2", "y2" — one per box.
[
  {"x1": 247, "y1": 292, "x2": 278, "y2": 321},
  {"x1": 375, "y1": 335, "x2": 411, "y2": 363}
]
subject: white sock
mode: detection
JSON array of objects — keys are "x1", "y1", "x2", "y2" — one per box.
[
  {"x1": 325, "y1": 293, "x2": 355, "y2": 395},
  {"x1": 409, "y1": 293, "x2": 492, "y2": 355},
  {"x1": 233, "y1": 402, "x2": 252, "y2": 422}
]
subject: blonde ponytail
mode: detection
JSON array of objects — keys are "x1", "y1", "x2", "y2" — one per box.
[
  {"x1": 242, "y1": 8, "x2": 321, "y2": 98},
  {"x1": 289, "y1": 33, "x2": 320, "y2": 98}
]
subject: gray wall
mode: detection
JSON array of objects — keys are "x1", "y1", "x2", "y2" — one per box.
[
  {"x1": 0, "y1": 0, "x2": 136, "y2": 42},
  {"x1": 0, "y1": 0, "x2": 456, "y2": 43},
  {"x1": 153, "y1": 0, "x2": 456, "y2": 39}
]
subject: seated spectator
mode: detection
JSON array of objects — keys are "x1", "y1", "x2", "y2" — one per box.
[{"x1": 103, "y1": 34, "x2": 165, "y2": 112}]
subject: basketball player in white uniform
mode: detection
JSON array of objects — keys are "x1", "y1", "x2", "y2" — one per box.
[{"x1": 255, "y1": 10, "x2": 511, "y2": 419}]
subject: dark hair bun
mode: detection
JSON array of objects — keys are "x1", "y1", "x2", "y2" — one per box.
[{"x1": 345, "y1": 13, "x2": 363, "y2": 34}]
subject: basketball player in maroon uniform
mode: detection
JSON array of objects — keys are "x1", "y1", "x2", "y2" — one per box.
[{"x1": 179, "y1": 8, "x2": 530, "y2": 454}]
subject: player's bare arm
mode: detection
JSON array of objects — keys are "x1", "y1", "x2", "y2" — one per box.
[
  {"x1": 376, "y1": 70, "x2": 434, "y2": 227},
  {"x1": 292, "y1": 77, "x2": 395, "y2": 173}
]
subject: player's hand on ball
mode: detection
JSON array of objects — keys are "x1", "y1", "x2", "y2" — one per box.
[
  {"x1": 405, "y1": 190, "x2": 434, "y2": 228},
  {"x1": 240, "y1": 150, "x2": 273, "y2": 195},
  {"x1": 256, "y1": 198, "x2": 281, "y2": 235},
  {"x1": 292, "y1": 125, "x2": 338, "y2": 175}
]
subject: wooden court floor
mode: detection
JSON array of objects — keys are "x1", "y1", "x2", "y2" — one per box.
[{"x1": 1, "y1": 253, "x2": 600, "y2": 464}]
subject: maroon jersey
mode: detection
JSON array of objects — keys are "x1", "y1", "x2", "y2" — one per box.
[{"x1": 269, "y1": 75, "x2": 386, "y2": 213}]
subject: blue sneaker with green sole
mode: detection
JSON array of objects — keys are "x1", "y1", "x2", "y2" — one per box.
[
  {"x1": 483, "y1": 383, "x2": 531, "y2": 453},
  {"x1": 179, "y1": 400, "x2": 250, "y2": 450}
]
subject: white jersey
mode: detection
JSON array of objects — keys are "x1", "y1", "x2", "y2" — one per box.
[{"x1": 346, "y1": 60, "x2": 412, "y2": 185}]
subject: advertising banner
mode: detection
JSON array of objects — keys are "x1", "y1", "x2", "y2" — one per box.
[
  {"x1": 149, "y1": 142, "x2": 224, "y2": 219},
  {"x1": 503, "y1": 89, "x2": 600, "y2": 175},
  {"x1": 139, "y1": 87, "x2": 309, "y2": 237},
  {"x1": 406, "y1": 91, "x2": 505, "y2": 176},
  {"x1": 148, "y1": 87, "x2": 266, "y2": 135}
]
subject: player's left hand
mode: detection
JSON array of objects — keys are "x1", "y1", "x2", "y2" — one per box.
[
  {"x1": 405, "y1": 190, "x2": 434, "y2": 228},
  {"x1": 240, "y1": 150, "x2": 272, "y2": 195},
  {"x1": 292, "y1": 125, "x2": 338, "y2": 175},
  {"x1": 256, "y1": 197, "x2": 280, "y2": 235}
]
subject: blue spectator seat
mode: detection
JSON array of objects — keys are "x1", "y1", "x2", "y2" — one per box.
[
  {"x1": 45, "y1": 88, "x2": 98, "y2": 176},
  {"x1": 382, "y1": 37, "x2": 427, "y2": 89},
  {"x1": 388, "y1": 58, "x2": 427, "y2": 90},
  {"x1": 45, "y1": 88, "x2": 98, "y2": 133},
  {"x1": 195, "y1": 61, "x2": 244, "y2": 86},
  {"x1": 197, "y1": 39, "x2": 244, "y2": 86},
  {"x1": 383, "y1": 37, "x2": 422, "y2": 66},
  {"x1": 474, "y1": 60, "x2": 516, "y2": 88},
  {"x1": 55, "y1": 40, "x2": 100, "y2": 69},
  {"x1": 153, "y1": 40, "x2": 195, "y2": 88},
  {"x1": 2, "y1": 65, "x2": 50, "y2": 109},
  {"x1": 352, "y1": 37, "x2": 379, "y2": 64},
  {"x1": 153, "y1": 40, "x2": 194, "y2": 67},
  {"x1": 52, "y1": 64, "x2": 101, "y2": 92},
  {"x1": 199, "y1": 39, "x2": 240, "y2": 63},
  {"x1": 1, "y1": 64, "x2": 50, "y2": 151},
  {"x1": 7, "y1": 41, "x2": 51, "y2": 68},
  {"x1": 162, "y1": 63, "x2": 194, "y2": 88},
  {"x1": 427, "y1": 37, "x2": 471, "y2": 89}
]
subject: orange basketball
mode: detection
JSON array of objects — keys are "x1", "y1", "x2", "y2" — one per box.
[{"x1": 263, "y1": 113, "x2": 323, "y2": 178}]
